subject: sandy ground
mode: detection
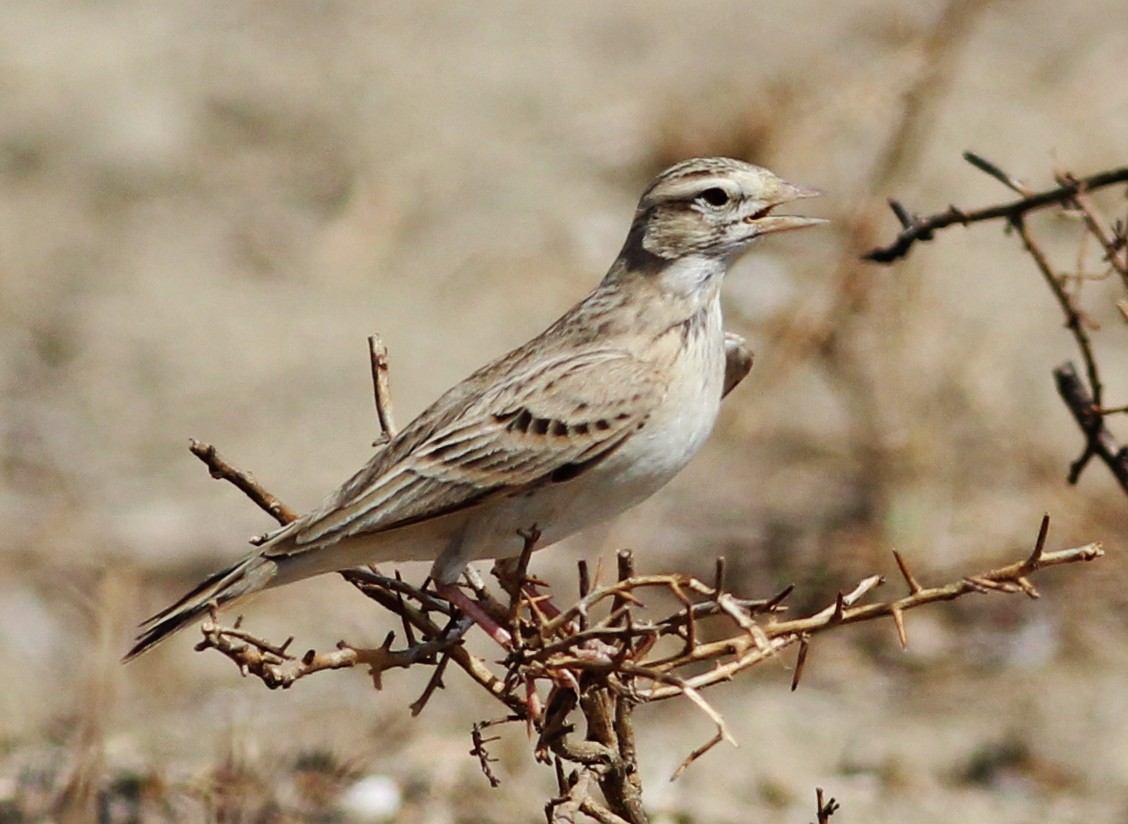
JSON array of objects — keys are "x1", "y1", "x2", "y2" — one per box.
[{"x1": 2, "y1": 1, "x2": 1128, "y2": 821}]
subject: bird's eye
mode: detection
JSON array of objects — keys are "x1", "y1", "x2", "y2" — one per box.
[{"x1": 698, "y1": 187, "x2": 731, "y2": 208}]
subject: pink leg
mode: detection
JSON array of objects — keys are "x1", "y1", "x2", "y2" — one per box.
[{"x1": 435, "y1": 582, "x2": 512, "y2": 648}]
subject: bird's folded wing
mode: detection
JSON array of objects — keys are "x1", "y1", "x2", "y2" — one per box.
[{"x1": 270, "y1": 349, "x2": 666, "y2": 551}]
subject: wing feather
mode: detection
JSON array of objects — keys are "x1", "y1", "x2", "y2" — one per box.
[{"x1": 275, "y1": 349, "x2": 665, "y2": 551}]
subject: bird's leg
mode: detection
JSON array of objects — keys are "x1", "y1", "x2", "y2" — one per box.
[
  {"x1": 434, "y1": 581, "x2": 513, "y2": 648},
  {"x1": 433, "y1": 580, "x2": 553, "y2": 722}
]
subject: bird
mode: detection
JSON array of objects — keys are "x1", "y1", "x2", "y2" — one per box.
[{"x1": 125, "y1": 157, "x2": 824, "y2": 660}]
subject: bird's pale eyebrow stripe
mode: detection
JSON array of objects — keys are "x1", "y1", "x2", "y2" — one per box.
[
  {"x1": 644, "y1": 168, "x2": 723, "y2": 197},
  {"x1": 652, "y1": 175, "x2": 737, "y2": 202}
]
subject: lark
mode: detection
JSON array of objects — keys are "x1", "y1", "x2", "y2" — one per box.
[{"x1": 126, "y1": 157, "x2": 823, "y2": 659}]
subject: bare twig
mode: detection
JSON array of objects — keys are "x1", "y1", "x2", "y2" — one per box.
[
  {"x1": 1054, "y1": 171, "x2": 1128, "y2": 285},
  {"x1": 639, "y1": 533, "x2": 1102, "y2": 700},
  {"x1": 964, "y1": 151, "x2": 1034, "y2": 196},
  {"x1": 814, "y1": 787, "x2": 840, "y2": 824},
  {"x1": 188, "y1": 439, "x2": 297, "y2": 527},
  {"x1": 194, "y1": 615, "x2": 460, "y2": 691},
  {"x1": 409, "y1": 638, "x2": 455, "y2": 716},
  {"x1": 367, "y1": 334, "x2": 398, "y2": 444},
  {"x1": 341, "y1": 571, "x2": 528, "y2": 717},
  {"x1": 1010, "y1": 216, "x2": 1102, "y2": 408},
  {"x1": 864, "y1": 155, "x2": 1128, "y2": 494},
  {"x1": 470, "y1": 720, "x2": 505, "y2": 788},
  {"x1": 864, "y1": 161, "x2": 1128, "y2": 263}
]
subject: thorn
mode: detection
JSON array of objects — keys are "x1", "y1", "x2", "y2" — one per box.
[
  {"x1": 1027, "y1": 513, "x2": 1051, "y2": 568},
  {"x1": 765, "y1": 584, "x2": 795, "y2": 611},
  {"x1": 713, "y1": 557, "x2": 726, "y2": 596},
  {"x1": 890, "y1": 199, "x2": 914, "y2": 228},
  {"x1": 831, "y1": 592, "x2": 846, "y2": 623},
  {"x1": 891, "y1": 606, "x2": 908, "y2": 650},
  {"x1": 791, "y1": 635, "x2": 810, "y2": 691},
  {"x1": 892, "y1": 549, "x2": 923, "y2": 595},
  {"x1": 1015, "y1": 577, "x2": 1041, "y2": 599},
  {"x1": 615, "y1": 590, "x2": 646, "y2": 607},
  {"x1": 963, "y1": 150, "x2": 1033, "y2": 196}
]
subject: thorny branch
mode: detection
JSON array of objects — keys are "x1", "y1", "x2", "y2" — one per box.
[
  {"x1": 865, "y1": 153, "x2": 1128, "y2": 495},
  {"x1": 186, "y1": 335, "x2": 1104, "y2": 823},
  {"x1": 863, "y1": 157, "x2": 1128, "y2": 264}
]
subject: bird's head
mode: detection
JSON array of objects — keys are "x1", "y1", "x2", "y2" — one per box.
[{"x1": 626, "y1": 157, "x2": 825, "y2": 265}]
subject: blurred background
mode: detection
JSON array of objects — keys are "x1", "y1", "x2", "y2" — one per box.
[{"x1": 2, "y1": 1, "x2": 1127, "y2": 821}]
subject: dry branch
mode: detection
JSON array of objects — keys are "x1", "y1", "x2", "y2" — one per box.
[
  {"x1": 182, "y1": 330, "x2": 1104, "y2": 823},
  {"x1": 367, "y1": 334, "x2": 398, "y2": 444},
  {"x1": 814, "y1": 787, "x2": 840, "y2": 824},
  {"x1": 864, "y1": 158, "x2": 1128, "y2": 263},
  {"x1": 188, "y1": 439, "x2": 297, "y2": 528},
  {"x1": 864, "y1": 153, "x2": 1128, "y2": 495},
  {"x1": 1054, "y1": 362, "x2": 1128, "y2": 495}
]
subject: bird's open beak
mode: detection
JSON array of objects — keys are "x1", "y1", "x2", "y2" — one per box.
[{"x1": 748, "y1": 181, "x2": 827, "y2": 235}]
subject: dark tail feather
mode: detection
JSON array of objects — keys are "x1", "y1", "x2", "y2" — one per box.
[{"x1": 123, "y1": 553, "x2": 278, "y2": 662}]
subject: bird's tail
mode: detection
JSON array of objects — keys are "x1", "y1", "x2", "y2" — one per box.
[{"x1": 123, "y1": 552, "x2": 279, "y2": 662}]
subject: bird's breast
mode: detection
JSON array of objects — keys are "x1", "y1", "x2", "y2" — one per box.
[
  {"x1": 629, "y1": 307, "x2": 726, "y2": 476},
  {"x1": 467, "y1": 302, "x2": 727, "y2": 559}
]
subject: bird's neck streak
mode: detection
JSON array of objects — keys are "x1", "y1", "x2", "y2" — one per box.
[{"x1": 611, "y1": 219, "x2": 728, "y2": 300}]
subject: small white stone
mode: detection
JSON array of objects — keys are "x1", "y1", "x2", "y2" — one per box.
[{"x1": 340, "y1": 774, "x2": 402, "y2": 821}]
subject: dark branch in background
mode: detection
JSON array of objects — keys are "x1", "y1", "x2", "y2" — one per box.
[
  {"x1": 814, "y1": 787, "x2": 840, "y2": 824},
  {"x1": 1054, "y1": 363, "x2": 1128, "y2": 495},
  {"x1": 863, "y1": 158, "x2": 1128, "y2": 263},
  {"x1": 183, "y1": 334, "x2": 1103, "y2": 823},
  {"x1": 864, "y1": 152, "x2": 1128, "y2": 495}
]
